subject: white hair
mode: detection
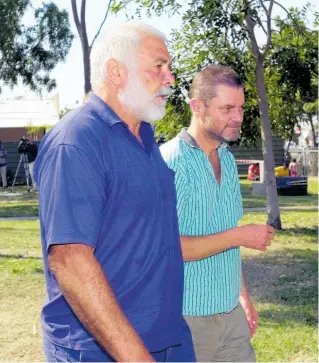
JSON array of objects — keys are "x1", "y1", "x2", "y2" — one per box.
[{"x1": 90, "y1": 21, "x2": 167, "y2": 92}]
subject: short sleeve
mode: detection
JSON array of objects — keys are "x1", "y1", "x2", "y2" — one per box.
[
  {"x1": 230, "y1": 153, "x2": 243, "y2": 220},
  {"x1": 163, "y1": 158, "x2": 189, "y2": 235},
  {"x1": 173, "y1": 166, "x2": 190, "y2": 235},
  {"x1": 37, "y1": 144, "x2": 107, "y2": 251}
]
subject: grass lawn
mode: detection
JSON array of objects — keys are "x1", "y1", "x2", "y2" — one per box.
[
  {"x1": 0, "y1": 220, "x2": 44, "y2": 362},
  {"x1": 0, "y1": 210, "x2": 317, "y2": 362},
  {"x1": 240, "y1": 210, "x2": 318, "y2": 362},
  {"x1": 241, "y1": 176, "x2": 318, "y2": 209},
  {"x1": 0, "y1": 186, "x2": 38, "y2": 217},
  {"x1": 0, "y1": 178, "x2": 317, "y2": 217}
]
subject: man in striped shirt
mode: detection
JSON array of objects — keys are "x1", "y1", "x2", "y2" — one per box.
[{"x1": 160, "y1": 65, "x2": 274, "y2": 362}]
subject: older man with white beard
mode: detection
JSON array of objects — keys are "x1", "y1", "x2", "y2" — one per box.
[{"x1": 34, "y1": 22, "x2": 195, "y2": 362}]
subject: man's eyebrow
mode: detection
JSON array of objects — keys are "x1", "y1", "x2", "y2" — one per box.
[
  {"x1": 154, "y1": 58, "x2": 171, "y2": 65},
  {"x1": 221, "y1": 103, "x2": 245, "y2": 108},
  {"x1": 221, "y1": 104, "x2": 235, "y2": 108}
]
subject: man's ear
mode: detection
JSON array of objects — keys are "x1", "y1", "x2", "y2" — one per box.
[
  {"x1": 105, "y1": 59, "x2": 126, "y2": 86},
  {"x1": 189, "y1": 98, "x2": 204, "y2": 117}
]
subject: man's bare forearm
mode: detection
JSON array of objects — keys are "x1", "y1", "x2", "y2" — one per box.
[
  {"x1": 48, "y1": 244, "x2": 154, "y2": 362},
  {"x1": 241, "y1": 270, "x2": 250, "y2": 299},
  {"x1": 181, "y1": 223, "x2": 273, "y2": 261},
  {"x1": 181, "y1": 228, "x2": 240, "y2": 261}
]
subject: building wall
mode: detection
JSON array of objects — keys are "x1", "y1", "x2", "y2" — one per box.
[
  {"x1": 2, "y1": 137, "x2": 284, "y2": 185},
  {"x1": 0, "y1": 128, "x2": 45, "y2": 142}
]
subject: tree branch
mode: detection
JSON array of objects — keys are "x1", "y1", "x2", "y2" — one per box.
[
  {"x1": 264, "y1": 0, "x2": 314, "y2": 33},
  {"x1": 263, "y1": 0, "x2": 274, "y2": 55},
  {"x1": 245, "y1": 12, "x2": 262, "y2": 60},
  {"x1": 71, "y1": 0, "x2": 81, "y2": 35},
  {"x1": 80, "y1": 0, "x2": 86, "y2": 36},
  {"x1": 259, "y1": 20, "x2": 268, "y2": 36},
  {"x1": 259, "y1": 0, "x2": 268, "y2": 14},
  {"x1": 90, "y1": 0, "x2": 113, "y2": 48}
]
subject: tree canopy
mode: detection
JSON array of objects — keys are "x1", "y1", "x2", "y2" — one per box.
[{"x1": 0, "y1": 0, "x2": 73, "y2": 93}]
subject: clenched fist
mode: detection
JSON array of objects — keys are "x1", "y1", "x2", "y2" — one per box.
[{"x1": 238, "y1": 224, "x2": 274, "y2": 250}]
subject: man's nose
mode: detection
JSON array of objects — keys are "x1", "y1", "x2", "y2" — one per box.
[
  {"x1": 232, "y1": 108, "x2": 244, "y2": 122},
  {"x1": 163, "y1": 69, "x2": 175, "y2": 87}
]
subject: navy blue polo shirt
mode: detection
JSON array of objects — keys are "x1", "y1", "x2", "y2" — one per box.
[{"x1": 34, "y1": 93, "x2": 184, "y2": 353}]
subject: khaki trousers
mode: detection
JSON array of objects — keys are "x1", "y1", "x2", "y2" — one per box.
[{"x1": 185, "y1": 304, "x2": 256, "y2": 362}]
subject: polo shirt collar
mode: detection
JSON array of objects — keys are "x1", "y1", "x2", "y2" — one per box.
[
  {"x1": 87, "y1": 92, "x2": 123, "y2": 127},
  {"x1": 178, "y1": 128, "x2": 200, "y2": 148},
  {"x1": 178, "y1": 127, "x2": 229, "y2": 151},
  {"x1": 87, "y1": 93, "x2": 152, "y2": 131}
]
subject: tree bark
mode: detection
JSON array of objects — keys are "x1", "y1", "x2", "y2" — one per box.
[
  {"x1": 81, "y1": 39, "x2": 91, "y2": 94},
  {"x1": 245, "y1": 10, "x2": 281, "y2": 229},
  {"x1": 80, "y1": 0, "x2": 91, "y2": 94},
  {"x1": 308, "y1": 113, "x2": 318, "y2": 148},
  {"x1": 255, "y1": 54, "x2": 282, "y2": 228},
  {"x1": 308, "y1": 113, "x2": 318, "y2": 176},
  {"x1": 71, "y1": 0, "x2": 91, "y2": 94}
]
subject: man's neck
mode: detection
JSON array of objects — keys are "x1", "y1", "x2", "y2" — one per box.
[
  {"x1": 95, "y1": 90, "x2": 141, "y2": 138},
  {"x1": 187, "y1": 120, "x2": 222, "y2": 155}
]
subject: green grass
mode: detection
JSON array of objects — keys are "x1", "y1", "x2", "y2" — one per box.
[
  {"x1": 240, "y1": 211, "x2": 318, "y2": 362},
  {"x1": 0, "y1": 179, "x2": 317, "y2": 217},
  {"x1": 0, "y1": 186, "x2": 38, "y2": 217},
  {"x1": 0, "y1": 211, "x2": 317, "y2": 362},
  {"x1": 241, "y1": 177, "x2": 318, "y2": 209},
  {"x1": 0, "y1": 220, "x2": 44, "y2": 362}
]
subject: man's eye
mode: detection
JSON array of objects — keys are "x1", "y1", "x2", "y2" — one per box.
[{"x1": 156, "y1": 64, "x2": 163, "y2": 69}]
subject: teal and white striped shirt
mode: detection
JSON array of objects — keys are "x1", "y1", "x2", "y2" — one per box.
[{"x1": 160, "y1": 128, "x2": 243, "y2": 316}]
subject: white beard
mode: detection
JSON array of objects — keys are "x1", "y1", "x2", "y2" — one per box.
[{"x1": 118, "y1": 69, "x2": 172, "y2": 123}]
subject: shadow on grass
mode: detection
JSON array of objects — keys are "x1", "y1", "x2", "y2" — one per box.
[
  {"x1": 0, "y1": 205, "x2": 39, "y2": 217},
  {"x1": 0, "y1": 253, "x2": 42, "y2": 260},
  {"x1": 259, "y1": 308, "x2": 317, "y2": 327},
  {"x1": 0, "y1": 227, "x2": 39, "y2": 233},
  {"x1": 243, "y1": 248, "x2": 318, "y2": 326},
  {"x1": 278, "y1": 227, "x2": 318, "y2": 239}
]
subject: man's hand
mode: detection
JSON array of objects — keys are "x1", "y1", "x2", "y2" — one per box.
[
  {"x1": 238, "y1": 224, "x2": 274, "y2": 251},
  {"x1": 240, "y1": 294, "x2": 258, "y2": 337}
]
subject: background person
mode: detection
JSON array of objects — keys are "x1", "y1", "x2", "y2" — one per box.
[
  {"x1": 275, "y1": 163, "x2": 289, "y2": 177},
  {"x1": 0, "y1": 140, "x2": 7, "y2": 188},
  {"x1": 248, "y1": 162, "x2": 260, "y2": 181},
  {"x1": 17, "y1": 137, "x2": 38, "y2": 190},
  {"x1": 289, "y1": 159, "x2": 298, "y2": 177}
]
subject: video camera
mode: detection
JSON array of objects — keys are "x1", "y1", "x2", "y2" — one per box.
[{"x1": 18, "y1": 137, "x2": 29, "y2": 154}]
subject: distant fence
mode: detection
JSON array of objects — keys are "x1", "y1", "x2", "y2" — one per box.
[
  {"x1": 288, "y1": 148, "x2": 318, "y2": 176},
  {"x1": 2, "y1": 136, "x2": 286, "y2": 185},
  {"x1": 229, "y1": 136, "x2": 285, "y2": 175}
]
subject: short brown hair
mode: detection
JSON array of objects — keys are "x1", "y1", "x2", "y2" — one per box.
[{"x1": 189, "y1": 65, "x2": 243, "y2": 105}]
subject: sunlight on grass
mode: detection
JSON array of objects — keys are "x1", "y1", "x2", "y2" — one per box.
[{"x1": 0, "y1": 210, "x2": 317, "y2": 362}]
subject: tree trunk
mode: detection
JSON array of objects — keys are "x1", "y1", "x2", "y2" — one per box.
[
  {"x1": 308, "y1": 113, "x2": 318, "y2": 148},
  {"x1": 308, "y1": 114, "x2": 318, "y2": 176},
  {"x1": 81, "y1": 40, "x2": 91, "y2": 94},
  {"x1": 255, "y1": 53, "x2": 282, "y2": 229},
  {"x1": 71, "y1": 0, "x2": 92, "y2": 94}
]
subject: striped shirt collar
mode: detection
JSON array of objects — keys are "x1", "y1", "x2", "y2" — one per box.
[{"x1": 177, "y1": 127, "x2": 229, "y2": 151}]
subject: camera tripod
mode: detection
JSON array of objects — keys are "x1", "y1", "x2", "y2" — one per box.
[{"x1": 11, "y1": 153, "x2": 31, "y2": 192}]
